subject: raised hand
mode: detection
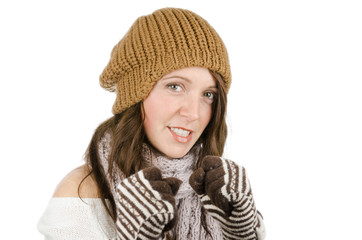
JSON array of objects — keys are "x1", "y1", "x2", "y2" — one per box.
[
  {"x1": 116, "y1": 166, "x2": 182, "y2": 240},
  {"x1": 189, "y1": 156, "x2": 265, "y2": 240}
]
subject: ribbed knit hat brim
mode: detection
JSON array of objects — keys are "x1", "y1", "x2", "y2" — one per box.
[{"x1": 100, "y1": 8, "x2": 231, "y2": 114}]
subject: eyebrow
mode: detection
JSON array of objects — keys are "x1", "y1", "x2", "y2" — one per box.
[
  {"x1": 161, "y1": 75, "x2": 217, "y2": 89},
  {"x1": 162, "y1": 75, "x2": 192, "y2": 83}
]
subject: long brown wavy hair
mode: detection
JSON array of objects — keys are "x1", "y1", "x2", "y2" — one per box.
[{"x1": 81, "y1": 70, "x2": 228, "y2": 236}]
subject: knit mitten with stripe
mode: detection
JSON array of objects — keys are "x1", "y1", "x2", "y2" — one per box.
[
  {"x1": 189, "y1": 156, "x2": 265, "y2": 240},
  {"x1": 116, "y1": 166, "x2": 182, "y2": 240}
]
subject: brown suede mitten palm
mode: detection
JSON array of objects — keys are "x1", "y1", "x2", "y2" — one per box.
[
  {"x1": 116, "y1": 166, "x2": 182, "y2": 240},
  {"x1": 189, "y1": 156, "x2": 265, "y2": 240}
]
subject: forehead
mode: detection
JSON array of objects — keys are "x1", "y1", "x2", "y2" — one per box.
[{"x1": 160, "y1": 67, "x2": 216, "y2": 86}]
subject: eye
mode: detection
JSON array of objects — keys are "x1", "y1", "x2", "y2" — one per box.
[
  {"x1": 167, "y1": 84, "x2": 183, "y2": 92},
  {"x1": 204, "y1": 92, "x2": 216, "y2": 101}
]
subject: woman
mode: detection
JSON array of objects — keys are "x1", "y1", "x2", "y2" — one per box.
[{"x1": 38, "y1": 7, "x2": 265, "y2": 240}]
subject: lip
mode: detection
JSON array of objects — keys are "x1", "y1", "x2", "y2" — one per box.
[{"x1": 168, "y1": 127, "x2": 193, "y2": 143}]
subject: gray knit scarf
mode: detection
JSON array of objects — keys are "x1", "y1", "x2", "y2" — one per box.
[{"x1": 98, "y1": 133, "x2": 223, "y2": 240}]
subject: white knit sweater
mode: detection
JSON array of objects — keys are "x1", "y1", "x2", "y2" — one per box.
[
  {"x1": 38, "y1": 134, "x2": 265, "y2": 239},
  {"x1": 37, "y1": 197, "x2": 117, "y2": 240}
]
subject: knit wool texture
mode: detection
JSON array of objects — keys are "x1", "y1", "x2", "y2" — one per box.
[
  {"x1": 100, "y1": 8, "x2": 231, "y2": 114},
  {"x1": 98, "y1": 133, "x2": 223, "y2": 240}
]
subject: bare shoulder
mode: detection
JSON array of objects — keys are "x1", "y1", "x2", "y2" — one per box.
[{"x1": 53, "y1": 164, "x2": 101, "y2": 198}]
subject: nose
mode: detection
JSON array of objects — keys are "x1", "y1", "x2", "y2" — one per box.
[{"x1": 179, "y1": 94, "x2": 200, "y2": 121}]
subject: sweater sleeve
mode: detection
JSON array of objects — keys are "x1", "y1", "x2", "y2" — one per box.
[{"x1": 37, "y1": 198, "x2": 117, "y2": 240}]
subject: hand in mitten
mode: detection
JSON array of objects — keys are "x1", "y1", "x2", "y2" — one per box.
[
  {"x1": 116, "y1": 166, "x2": 182, "y2": 240},
  {"x1": 189, "y1": 156, "x2": 265, "y2": 240}
]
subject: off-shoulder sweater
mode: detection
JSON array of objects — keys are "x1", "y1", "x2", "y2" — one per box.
[{"x1": 38, "y1": 197, "x2": 117, "y2": 240}]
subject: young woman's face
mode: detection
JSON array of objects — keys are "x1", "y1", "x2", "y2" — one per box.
[{"x1": 143, "y1": 67, "x2": 217, "y2": 158}]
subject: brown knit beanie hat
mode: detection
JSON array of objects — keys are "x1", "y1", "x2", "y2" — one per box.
[{"x1": 100, "y1": 8, "x2": 231, "y2": 114}]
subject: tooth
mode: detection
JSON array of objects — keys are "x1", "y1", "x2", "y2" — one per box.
[{"x1": 171, "y1": 127, "x2": 190, "y2": 137}]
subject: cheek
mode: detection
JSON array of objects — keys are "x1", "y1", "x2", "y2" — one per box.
[
  {"x1": 143, "y1": 92, "x2": 170, "y2": 133},
  {"x1": 143, "y1": 97, "x2": 158, "y2": 134},
  {"x1": 143, "y1": 113, "x2": 153, "y2": 135},
  {"x1": 200, "y1": 104, "x2": 213, "y2": 130}
]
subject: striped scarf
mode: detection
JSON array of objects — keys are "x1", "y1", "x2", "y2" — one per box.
[{"x1": 99, "y1": 133, "x2": 223, "y2": 240}]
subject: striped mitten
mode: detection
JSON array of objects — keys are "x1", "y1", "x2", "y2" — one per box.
[
  {"x1": 189, "y1": 156, "x2": 265, "y2": 240},
  {"x1": 116, "y1": 166, "x2": 182, "y2": 240}
]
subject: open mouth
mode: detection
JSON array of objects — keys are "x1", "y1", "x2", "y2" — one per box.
[
  {"x1": 170, "y1": 127, "x2": 191, "y2": 137},
  {"x1": 168, "y1": 127, "x2": 193, "y2": 143}
]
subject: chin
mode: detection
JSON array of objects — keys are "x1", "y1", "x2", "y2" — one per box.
[
  {"x1": 163, "y1": 150, "x2": 188, "y2": 159},
  {"x1": 161, "y1": 145, "x2": 194, "y2": 159}
]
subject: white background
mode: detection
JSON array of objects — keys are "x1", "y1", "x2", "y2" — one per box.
[{"x1": 1, "y1": 0, "x2": 361, "y2": 239}]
